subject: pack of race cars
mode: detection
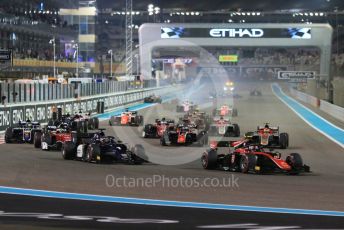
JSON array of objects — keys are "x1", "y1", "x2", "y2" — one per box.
[{"x1": 4, "y1": 98, "x2": 310, "y2": 175}]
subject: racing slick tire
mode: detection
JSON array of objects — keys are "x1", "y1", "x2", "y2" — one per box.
[
  {"x1": 240, "y1": 154, "x2": 257, "y2": 173},
  {"x1": 233, "y1": 124, "x2": 240, "y2": 137},
  {"x1": 232, "y1": 108, "x2": 238, "y2": 117},
  {"x1": 33, "y1": 131, "x2": 42, "y2": 148},
  {"x1": 286, "y1": 153, "x2": 303, "y2": 174},
  {"x1": 85, "y1": 144, "x2": 101, "y2": 163},
  {"x1": 136, "y1": 116, "x2": 144, "y2": 126},
  {"x1": 4, "y1": 127, "x2": 13, "y2": 143},
  {"x1": 279, "y1": 132, "x2": 289, "y2": 149},
  {"x1": 142, "y1": 124, "x2": 153, "y2": 138},
  {"x1": 201, "y1": 149, "x2": 218, "y2": 170},
  {"x1": 62, "y1": 141, "x2": 76, "y2": 160},
  {"x1": 88, "y1": 118, "x2": 95, "y2": 130},
  {"x1": 160, "y1": 133, "x2": 170, "y2": 146}
]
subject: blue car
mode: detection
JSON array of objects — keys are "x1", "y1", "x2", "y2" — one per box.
[{"x1": 61, "y1": 130, "x2": 146, "y2": 164}]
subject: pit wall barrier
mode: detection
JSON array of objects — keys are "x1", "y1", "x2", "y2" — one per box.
[
  {"x1": 0, "y1": 85, "x2": 181, "y2": 132},
  {"x1": 290, "y1": 87, "x2": 344, "y2": 123}
]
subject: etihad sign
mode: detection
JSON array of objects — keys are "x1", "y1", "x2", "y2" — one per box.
[{"x1": 209, "y1": 28, "x2": 264, "y2": 38}]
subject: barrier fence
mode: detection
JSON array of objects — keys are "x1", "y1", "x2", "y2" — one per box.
[
  {"x1": 290, "y1": 87, "x2": 344, "y2": 123},
  {"x1": 0, "y1": 80, "x2": 156, "y2": 104},
  {"x1": 0, "y1": 84, "x2": 180, "y2": 132}
]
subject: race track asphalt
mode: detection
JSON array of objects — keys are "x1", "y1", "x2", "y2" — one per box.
[{"x1": 0, "y1": 81, "x2": 344, "y2": 214}]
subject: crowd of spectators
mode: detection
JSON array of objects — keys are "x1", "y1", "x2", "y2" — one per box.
[{"x1": 201, "y1": 48, "x2": 321, "y2": 67}]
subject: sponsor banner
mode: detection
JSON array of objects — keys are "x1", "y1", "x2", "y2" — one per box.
[
  {"x1": 219, "y1": 55, "x2": 238, "y2": 62},
  {"x1": 278, "y1": 71, "x2": 316, "y2": 80},
  {"x1": 0, "y1": 88, "x2": 167, "y2": 131},
  {"x1": 25, "y1": 106, "x2": 36, "y2": 121},
  {"x1": 11, "y1": 107, "x2": 25, "y2": 125},
  {"x1": 242, "y1": 66, "x2": 288, "y2": 75},
  {"x1": 36, "y1": 105, "x2": 47, "y2": 122},
  {"x1": 198, "y1": 66, "x2": 288, "y2": 76},
  {"x1": 161, "y1": 27, "x2": 311, "y2": 39},
  {"x1": 0, "y1": 108, "x2": 11, "y2": 130},
  {"x1": 0, "y1": 50, "x2": 11, "y2": 61},
  {"x1": 289, "y1": 78, "x2": 308, "y2": 83}
]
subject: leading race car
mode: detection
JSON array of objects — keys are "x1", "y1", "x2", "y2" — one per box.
[
  {"x1": 160, "y1": 123, "x2": 207, "y2": 146},
  {"x1": 142, "y1": 118, "x2": 175, "y2": 138},
  {"x1": 201, "y1": 140, "x2": 310, "y2": 175},
  {"x1": 109, "y1": 109, "x2": 143, "y2": 126},
  {"x1": 144, "y1": 94, "x2": 162, "y2": 103},
  {"x1": 4, "y1": 120, "x2": 42, "y2": 144},
  {"x1": 245, "y1": 123, "x2": 289, "y2": 149},
  {"x1": 62, "y1": 129, "x2": 146, "y2": 164},
  {"x1": 212, "y1": 105, "x2": 238, "y2": 118},
  {"x1": 250, "y1": 89, "x2": 262, "y2": 96},
  {"x1": 176, "y1": 100, "x2": 197, "y2": 113}
]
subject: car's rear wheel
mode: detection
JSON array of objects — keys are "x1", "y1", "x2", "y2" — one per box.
[
  {"x1": 93, "y1": 118, "x2": 99, "y2": 129},
  {"x1": 233, "y1": 124, "x2": 240, "y2": 137},
  {"x1": 4, "y1": 128, "x2": 13, "y2": 143},
  {"x1": 34, "y1": 132, "x2": 42, "y2": 148},
  {"x1": 201, "y1": 149, "x2": 218, "y2": 169},
  {"x1": 279, "y1": 133, "x2": 289, "y2": 149},
  {"x1": 88, "y1": 118, "x2": 95, "y2": 129},
  {"x1": 62, "y1": 141, "x2": 76, "y2": 160}
]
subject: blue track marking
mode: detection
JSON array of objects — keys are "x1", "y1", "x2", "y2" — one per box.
[
  {"x1": 0, "y1": 186, "x2": 343, "y2": 217},
  {"x1": 95, "y1": 95, "x2": 175, "y2": 120},
  {"x1": 272, "y1": 83, "x2": 344, "y2": 148}
]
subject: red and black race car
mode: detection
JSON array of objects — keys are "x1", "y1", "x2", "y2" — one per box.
[
  {"x1": 245, "y1": 123, "x2": 289, "y2": 149},
  {"x1": 212, "y1": 105, "x2": 238, "y2": 117},
  {"x1": 160, "y1": 123, "x2": 207, "y2": 146},
  {"x1": 34, "y1": 123, "x2": 81, "y2": 151},
  {"x1": 142, "y1": 118, "x2": 175, "y2": 138},
  {"x1": 109, "y1": 110, "x2": 143, "y2": 126},
  {"x1": 201, "y1": 140, "x2": 310, "y2": 175}
]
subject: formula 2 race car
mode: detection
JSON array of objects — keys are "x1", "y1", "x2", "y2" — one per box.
[
  {"x1": 4, "y1": 120, "x2": 42, "y2": 144},
  {"x1": 250, "y1": 89, "x2": 262, "y2": 96},
  {"x1": 207, "y1": 116, "x2": 240, "y2": 146},
  {"x1": 34, "y1": 120, "x2": 88, "y2": 150},
  {"x1": 142, "y1": 118, "x2": 175, "y2": 138},
  {"x1": 176, "y1": 100, "x2": 197, "y2": 113},
  {"x1": 201, "y1": 141, "x2": 310, "y2": 175},
  {"x1": 245, "y1": 123, "x2": 289, "y2": 149},
  {"x1": 212, "y1": 105, "x2": 238, "y2": 117},
  {"x1": 144, "y1": 94, "x2": 162, "y2": 103},
  {"x1": 109, "y1": 110, "x2": 143, "y2": 126},
  {"x1": 160, "y1": 123, "x2": 207, "y2": 146},
  {"x1": 62, "y1": 129, "x2": 146, "y2": 164},
  {"x1": 48, "y1": 109, "x2": 99, "y2": 130}
]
